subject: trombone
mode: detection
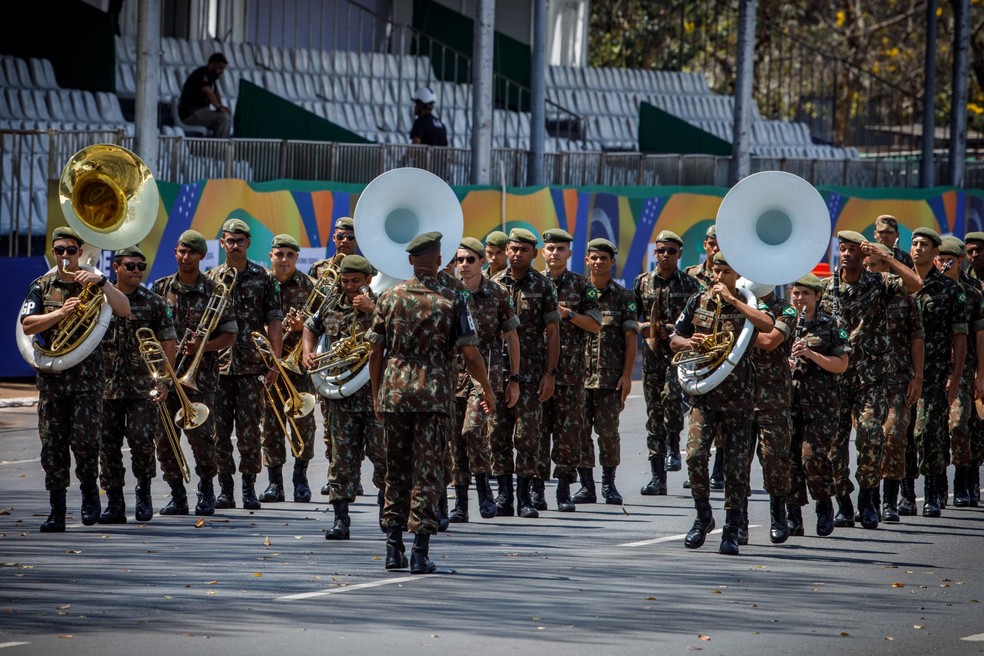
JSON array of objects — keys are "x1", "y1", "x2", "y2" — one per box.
[
  {"x1": 250, "y1": 330, "x2": 315, "y2": 458},
  {"x1": 281, "y1": 254, "x2": 345, "y2": 374},
  {"x1": 136, "y1": 327, "x2": 209, "y2": 484},
  {"x1": 175, "y1": 266, "x2": 237, "y2": 392}
]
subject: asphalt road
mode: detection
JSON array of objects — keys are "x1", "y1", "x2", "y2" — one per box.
[{"x1": 1, "y1": 395, "x2": 983, "y2": 656}]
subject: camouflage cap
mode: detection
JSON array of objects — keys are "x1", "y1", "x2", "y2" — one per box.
[
  {"x1": 339, "y1": 254, "x2": 373, "y2": 274},
  {"x1": 51, "y1": 226, "x2": 83, "y2": 245},
  {"x1": 459, "y1": 237, "x2": 485, "y2": 258},
  {"x1": 541, "y1": 228, "x2": 574, "y2": 243},
  {"x1": 406, "y1": 231, "x2": 442, "y2": 256},
  {"x1": 335, "y1": 217, "x2": 354, "y2": 232},
  {"x1": 837, "y1": 230, "x2": 866, "y2": 245},
  {"x1": 113, "y1": 245, "x2": 146, "y2": 261},
  {"x1": 705, "y1": 225, "x2": 717, "y2": 239},
  {"x1": 484, "y1": 230, "x2": 509, "y2": 248},
  {"x1": 587, "y1": 238, "x2": 617, "y2": 255},
  {"x1": 655, "y1": 230, "x2": 683, "y2": 247},
  {"x1": 712, "y1": 251, "x2": 729, "y2": 266},
  {"x1": 874, "y1": 215, "x2": 899, "y2": 231},
  {"x1": 222, "y1": 218, "x2": 251, "y2": 236},
  {"x1": 793, "y1": 273, "x2": 824, "y2": 292},
  {"x1": 912, "y1": 226, "x2": 942, "y2": 247},
  {"x1": 271, "y1": 234, "x2": 300, "y2": 251},
  {"x1": 869, "y1": 242, "x2": 893, "y2": 257},
  {"x1": 178, "y1": 229, "x2": 207, "y2": 255},
  {"x1": 939, "y1": 236, "x2": 965, "y2": 257},
  {"x1": 508, "y1": 228, "x2": 539, "y2": 246},
  {"x1": 964, "y1": 231, "x2": 984, "y2": 244}
]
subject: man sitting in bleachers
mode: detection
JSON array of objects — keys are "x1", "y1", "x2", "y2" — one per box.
[
  {"x1": 178, "y1": 53, "x2": 231, "y2": 138},
  {"x1": 410, "y1": 87, "x2": 448, "y2": 147}
]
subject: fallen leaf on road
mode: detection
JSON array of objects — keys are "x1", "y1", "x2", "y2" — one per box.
[
  {"x1": 891, "y1": 582, "x2": 904, "y2": 588},
  {"x1": 66, "y1": 550, "x2": 81, "y2": 554},
  {"x1": 646, "y1": 596, "x2": 656, "y2": 600},
  {"x1": 263, "y1": 536, "x2": 271, "y2": 547},
  {"x1": 0, "y1": 508, "x2": 12, "y2": 515},
  {"x1": 195, "y1": 518, "x2": 205, "y2": 528},
  {"x1": 839, "y1": 632, "x2": 850, "y2": 637},
  {"x1": 884, "y1": 637, "x2": 894, "y2": 641},
  {"x1": 57, "y1": 635, "x2": 72, "y2": 639},
  {"x1": 205, "y1": 580, "x2": 219, "y2": 585},
  {"x1": 57, "y1": 604, "x2": 70, "y2": 610},
  {"x1": 913, "y1": 625, "x2": 924, "y2": 630},
  {"x1": 712, "y1": 590, "x2": 722, "y2": 594},
  {"x1": 698, "y1": 635, "x2": 711, "y2": 641},
  {"x1": 253, "y1": 572, "x2": 263, "y2": 577}
]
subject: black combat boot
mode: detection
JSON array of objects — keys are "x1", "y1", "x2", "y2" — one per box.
[
  {"x1": 858, "y1": 488, "x2": 879, "y2": 529},
  {"x1": 495, "y1": 474, "x2": 514, "y2": 517},
  {"x1": 601, "y1": 467, "x2": 623, "y2": 505},
  {"x1": 971, "y1": 467, "x2": 981, "y2": 507},
  {"x1": 516, "y1": 477, "x2": 540, "y2": 518},
  {"x1": 922, "y1": 476, "x2": 941, "y2": 517},
  {"x1": 719, "y1": 508, "x2": 742, "y2": 555},
  {"x1": 736, "y1": 502, "x2": 749, "y2": 546},
  {"x1": 325, "y1": 500, "x2": 350, "y2": 540},
  {"x1": 937, "y1": 473, "x2": 949, "y2": 509},
  {"x1": 160, "y1": 479, "x2": 189, "y2": 516},
  {"x1": 882, "y1": 480, "x2": 900, "y2": 523},
  {"x1": 684, "y1": 498, "x2": 715, "y2": 549},
  {"x1": 666, "y1": 433, "x2": 682, "y2": 471},
  {"x1": 436, "y1": 488, "x2": 450, "y2": 531},
  {"x1": 242, "y1": 473, "x2": 262, "y2": 510},
  {"x1": 786, "y1": 502, "x2": 805, "y2": 537},
  {"x1": 134, "y1": 478, "x2": 153, "y2": 522},
  {"x1": 953, "y1": 468, "x2": 970, "y2": 507},
  {"x1": 385, "y1": 526, "x2": 408, "y2": 570},
  {"x1": 377, "y1": 490, "x2": 385, "y2": 533},
  {"x1": 195, "y1": 478, "x2": 216, "y2": 516},
  {"x1": 293, "y1": 460, "x2": 312, "y2": 503},
  {"x1": 98, "y1": 487, "x2": 127, "y2": 524},
  {"x1": 474, "y1": 473, "x2": 498, "y2": 519},
  {"x1": 530, "y1": 478, "x2": 548, "y2": 511},
  {"x1": 640, "y1": 457, "x2": 667, "y2": 496},
  {"x1": 448, "y1": 484, "x2": 470, "y2": 523},
  {"x1": 215, "y1": 473, "x2": 236, "y2": 509},
  {"x1": 816, "y1": 497, "x2": 834, "y2": 536},
  {"x1": 833, "y1": 494, "x2": 855, "y2": 527},
  {"x1": 410, "y1": 533, "x2": 437, "y2": 575},
  {"x1": 79, "y1": 481, "x2": 100, "y2": 526},
  {"x1": 572, "y1": 467, "x2": 597, "y2": 503},
  {"x1": 709, "y1": 450, "x2": 725, "y2": 490},
  {"x1": 898, "y1": 478, "x2": 917, "y2": 516},
  {"x1": 258, "y1": 465, "x2": 285, "y2": 503},
  {"x1": 320, "y1": 467, "x2": 331, "y2": 496},
  {"x1": 40, "y1": 489, "x2": 67, "y2": 533},
  {"x1": 769, "y1": 496, "x2": 789, "y2": 544},
  {"x1": 556, "y1": 476, "x2": 576, "y2": 512}
]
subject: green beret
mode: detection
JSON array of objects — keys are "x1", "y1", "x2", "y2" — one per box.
[
  {"x1": 837, "y1": 230, "x2": 866, "y2": 245},
  {"x1": 705, "y1": 225, "x2": 717, "y2": 239},
  {"x1": 793, "y1": 273, "x2": 824, "y2": 292},
  {"x1": 178, "y1": 229, "x2": 207, "y2": 255},
  {"x1": 912, "y1": 227, "x2": 942, "y2": 247},
  {"x1": 406, "y1": 230, "x2": 442, "y2": 256},
  {"x1": 51, "y1": 226, "x2": 83, "y2": 245},
  {"x1": 542, "y1": 228, "x2": 574, "y2": 243},
  {"x1": 508, "y1": 228, "x2": 539, "y2": 246},
  {"x1": 712, "y1": 252, "x2": 729, "y2": 266},
  {"x1": 587, "y1": 238, "x2": 617, "y2": 256},
  {"x1": 271, "y1": 234, "x2": 300, "y2": 251},
  {"x1": 459, "y1": 237, "x2": 485, "y2": 257},
  {"x1": 964, "y1": 231, "x2": 984, "y2": 244},
  {"x1": 874, "y1": 215, "x2": 899, "y2": 231},
  {"x1": 939, "y1": 236, "x2": 965, "y2": 257},
  {"x1": 114, "y1": 245, "x2": 146, "y2": 260},
  {"x1": 339, "y1": 254, "x2": 373, "y2": 274},
  {"x1": 222, "y1": 218, "x2": 251, "y2": 237},
  {"x1": 485, "y1": 230, "x2": 509, "y2": 248},
  {"x1": 655, "y1": 230, "x2": 683, "y2": 247},
  {"x1": 335, "y1": 217, "x2": 354, "y2": 232},
  {"x1": 870, "y1": 242, "x2": 893, "y2": 257}
]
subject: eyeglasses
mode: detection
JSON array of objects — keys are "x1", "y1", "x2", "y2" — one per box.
[
  {"x1": 456, "y1": 255, "x2": 478, "y2": 264},
  {"x1": 655, "y1": 248, "x2": 679, "y2": 255},
  {"x1": 119, "y1": 261, "x2": 147, "y2": 272},
  {"x1": 335, "y1": 233, "x2": 356, "y2": 241},
  {"x1": 53, "y1": 246, "x2": 79, "y2": 256},
  {"x1": 224, "y1": 237, "x2": 248, "y2": 247}
]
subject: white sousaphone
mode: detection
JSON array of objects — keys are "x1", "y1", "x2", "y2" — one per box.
[
  {"x1": 16, "y1": 144, "x2": 159, "y2": 372},
  {"x1": 677, "y1": 170, "x2": 830, "y2": 395},
  {"x1": 311, "y1": 167, "x2": 464, "y2": 398}
]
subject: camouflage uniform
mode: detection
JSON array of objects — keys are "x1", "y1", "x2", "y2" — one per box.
[
  {"x1": 151, "y1": 272, "x2": 238, "y2": 483},
  {"x1": 21, "y1": 273, "x2": 105, "y2": 491},
  {"x1": 893, "y1": 246, "x2": 914, "y2": 269},
  {"x1": 634, "y1": 268, "x2": 702, "y2": 463},
  {"x1": 541, "y1": 270, "x2": 601, "y2": 480},
  {"x1": 949, "y1": 283, "x2": 984, "y2": 469},
  {"x1": 100, "y1": 287, "x2": 176, "y2": 488},
  {"x1": 788, "y1": 311, "x2": 848, "y2": 506},
  {"x1": 581, "y1": 280, "x2": 639, "y2": 468},
  {"x1": 683, "y1": 262, "x2": 714, "y2": 290},
  {"x1": 209, "y1": 262, "x2": 283, "y2": 476},
  {"x1": 963, "y1": 273, "x2": 984, "y2": 486},
  {"x1": 368, "y1": 272, "x2": 478, "y2": 534},
  {"x1": 489, "y1": 268, "x2": 560, "y2": 478},
  {"x1": 880, "y1": 290, "x2": 923, "y2": 481}
]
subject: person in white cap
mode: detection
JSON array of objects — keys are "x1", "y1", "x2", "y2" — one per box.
[{"x1": 410, "y1": 86, "x2": 448, "y2": 146}]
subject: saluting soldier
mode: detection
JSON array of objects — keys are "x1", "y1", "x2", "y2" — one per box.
[
  {"x1": 368, "y1": 231, "x2": 495, "y2": 574},
  {"x1": 540, "y1": 229, "x2": 601, "y2": 510},
  {"x1": 99, "y1": 246, "x2": 177, "y2": 524},
  {"x1": 490, "y1": 228, "x2": 561, "y2": 518},
  {"x1": 483, "y1": 230, "x2": 509, "y2": 279},
  {"x1": 634, "y1": 230, "x2": 702, "y2": 496},
  {"x1": 209, "y1": 218, "x2": 284, "y2": 510},
  {"x1": 151, "y1": 230, "x2": 238, "y2": 516},
  {"x1": 20, "y1": 227, "x2": 130, "y2": 532},
  {"x1": 580, "y1": 238, "x2": 638, "y2": 508},
  {"x1": 872, "y1": 215, "x2": 915, "y2": 269}
]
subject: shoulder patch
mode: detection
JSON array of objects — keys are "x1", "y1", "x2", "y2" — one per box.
[
  {"x1": 166, "y1": 306, "x2": 173, "y2": 318},
  {"x1": 757, "y1": 300, "x2": 768, "y2": 311},
  {"x1": 783, "y1": 306, "x2": 797, "y2": 317},
  {"x1": 838, "y1": 328, "x2": 848, "y2": 340},
  {"x1": 551, "y1": 286, "x2": 558, "y2": 302},
  {"x1": 461, "y1": 289, "x2": 472, "y2": 300},
  {"x1": 273, "y1": 281, "x2": 281, "y2": 293},
  {"x1": 586, "y1": 287, "x2": 598, "y2": 300},
  {"x1": 627, "y1": 301, "x2": 637, "y2": 312},
  {"x1": 958, "y1": 292, "x2": 967, "y2": 302},
  {"x1": 507, "y1": 296, "x2": 514, "y2": 309}
]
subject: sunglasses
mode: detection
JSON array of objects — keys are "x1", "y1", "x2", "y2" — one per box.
[
  {"x1": 656, "y1": 248, "x2": 679, "y2": 255},
  {"x1": 456, "y1": 255, "x2": 478, "y2": 264},
  {"x1": 53, "y1": 246, "x2": 79, "y2": 256},
  {"x1": 119, "y1": 261, "x2": 148, "y2": 272},
  {"x1": 335, "y1": 233, "x2": 356, "y2": 241}
]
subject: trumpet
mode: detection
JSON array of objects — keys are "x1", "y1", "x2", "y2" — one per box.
[
  {"x1": 136, "y1": 327, "x2": 210, "y2": 484},
  {"x1": 176, "y1": 267, "x2": 237, "y2": 392},
  {"x1": 251, "y1": 330, "x2": 315, "y2": 457},
  {"x1": 282, "y1": 254, "x2": 345, "y2": 374}
]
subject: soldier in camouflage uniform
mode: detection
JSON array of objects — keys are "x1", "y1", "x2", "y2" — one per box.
[
  {"x1": 908, "y1": 228, "x2": 968, "y2": 517},
  {"x1": 490, "y1": 228, "x2": 561, "y2": 518},
  {"x1": 682, "y1": 224, "x2": 718, "y2": 290},
  {"x1": 151, "y1": 230, "x2": 238, "y2": 516},
  {"x1": 540, "y1": 229, "x2": 601, "y2": 510},
  {"x1": 258, "y1": 235, "x2": 317, "y2": 504},
  {"x1": 483, "y1": 230, "x2": 509, "y2": 279},
  {"x1": 872, "y1": 215, "x2": 915, "y2": 269},
  {"x1": 787, "y1": 274, "x2": 849, "y2": 537},
  {"x1": 581, "y1": 239, "x2": 638, "y2": 508},
  {"x1": 448, "y1": 238, "x2": 520, "y2": 523},
  {"x1": 962, "y1": 232, "x2": 984, "y2": 506},
  {"x1": 820, "y1": 230, "x2": 922, "y2": 529},
  {"x1": 634, "y1": 230, "x2": 702, "y2": 495},
  {"x1": 670, "y1": 252, "x2": 775, "y2": 556},
  {"x1": 99, "y1": 246, "x2": 177, "y2": 523},
  {"x1": 862, "y1": 243, "x2": 924, "y2": 522},
  {"x1": 303, "y1": 255, "x2": 386, "y2": 539},
  {"x1": 368, "y1": 231, "x2": 494, "y2": 574},
  {"x1": 20, "y1": 227, "x2": 130, "y2": 532},
  {"x1": 209, "y1": 218, "x2": 284, "y2": 510}
]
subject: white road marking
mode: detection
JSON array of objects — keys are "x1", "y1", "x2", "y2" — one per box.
[
  {"x1": 277, "y1": 574, "x2": 436, "y2": 600},
  {"x1": 0, "y1": 643, "x2": 31, "y2": 649},
  {"x1": 961, "y1": 633, "x2": 984, "y2": 642},
  {"x1": 619, "y1": 525, "x2": 761, "y2": 547}
]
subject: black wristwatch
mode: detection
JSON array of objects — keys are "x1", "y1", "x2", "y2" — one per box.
[
  {"x1": 547, "y1": 367, "x2": 559, "y2": 376},
  {"x1": 566, "y1": 309, "x2": 575, "y2": 320},
  {"x1": 508, "y1": 373, "x2": 521, "y2": 383},
  {"x1": 97, "y1": 275, "x2": 108, "y2": 288}
]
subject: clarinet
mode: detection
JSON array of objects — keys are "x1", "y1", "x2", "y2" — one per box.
[
  {"x1": 831, "y1": 265, "x2": 842, "y2": 328},
  {"x1": 789, "y1": 305, "x2": 807, "y2": 370}
]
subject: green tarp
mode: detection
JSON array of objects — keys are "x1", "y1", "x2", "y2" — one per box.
[{"x1": 638, "y1": 101, "x2": 732, "y2": 156}]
